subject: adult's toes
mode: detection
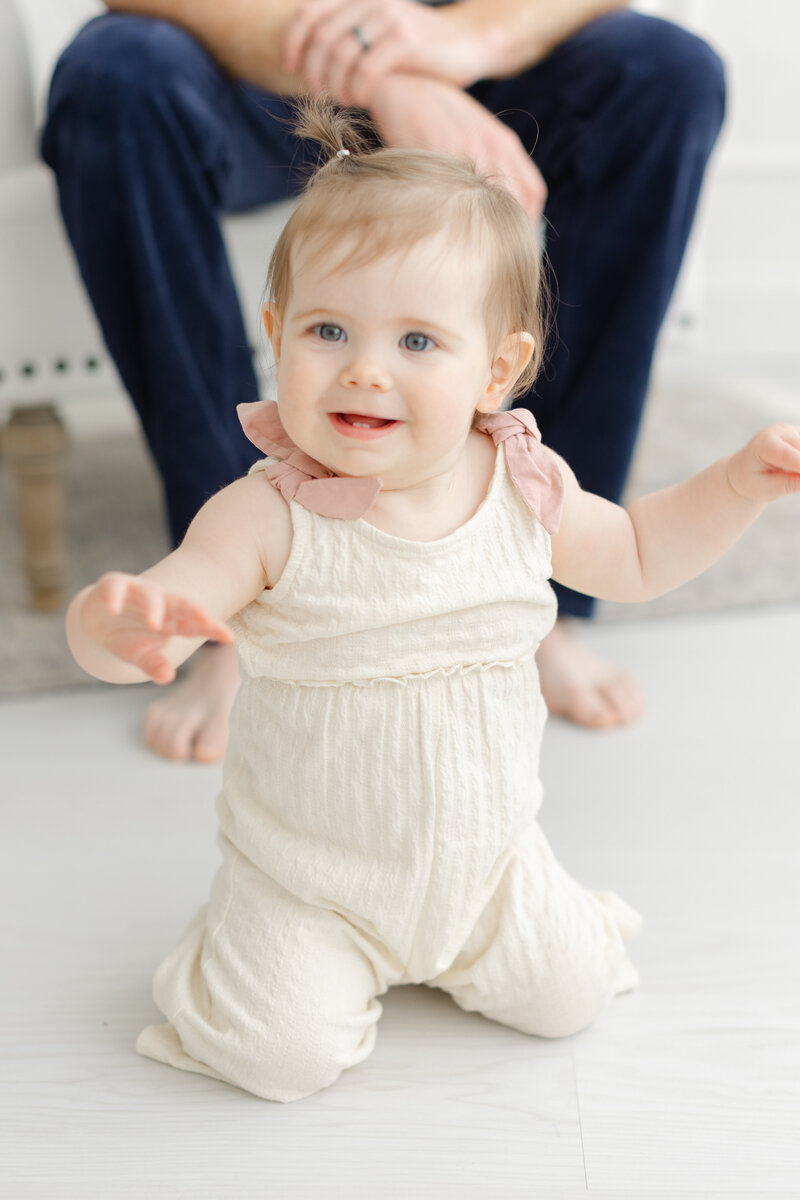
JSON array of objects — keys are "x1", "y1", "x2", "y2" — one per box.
[
  {"x1": 557, "y1": 681, "x2": 618, "y2": 728},
  {"x1": 602, "y1": 674, "x2": 646, "y2": 725},
  {"x1": 143, "y1": 704, "x2": 195, "y2": 761}
]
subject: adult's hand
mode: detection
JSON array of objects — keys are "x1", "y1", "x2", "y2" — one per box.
[
  {"x1": 282, "y1": 0, "x2": 506, "y2": 108},
  {"x1": 367, "y1": 74, "x2": 548, "y2": 223}
]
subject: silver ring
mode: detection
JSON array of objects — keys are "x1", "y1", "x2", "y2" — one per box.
[{"x1": 351, "y1": 25, "x2": 370, "y2": 51}]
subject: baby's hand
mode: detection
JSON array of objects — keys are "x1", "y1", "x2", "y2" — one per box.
[
  {"x1": 79, "y1": 572, "x2": 233, "y2": 684},
  {"x1": 727, "y1": 424, "x2": 800, "y2": 504}
]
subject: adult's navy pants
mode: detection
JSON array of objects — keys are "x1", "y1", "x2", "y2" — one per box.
[{"x1": 42, "y1": 10, "x2": 725, "y2": 618}]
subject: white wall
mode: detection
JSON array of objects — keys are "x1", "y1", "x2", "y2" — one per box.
[{"x1": 642, "y1": 0, "x2": 800, "y2": 374}]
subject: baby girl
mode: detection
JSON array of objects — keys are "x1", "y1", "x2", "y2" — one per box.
[{"x1": 67, "y1": 102, "x2": 800, "y2": 1103}]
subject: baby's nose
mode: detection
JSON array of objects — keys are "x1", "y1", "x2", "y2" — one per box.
[{"x1": 339, "y1": 357, "x2": 392, "y2": 391}]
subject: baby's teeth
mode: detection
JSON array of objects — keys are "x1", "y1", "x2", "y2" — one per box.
[{"x1": 352, "y1": 422, "x2": 371, "y2": 428}]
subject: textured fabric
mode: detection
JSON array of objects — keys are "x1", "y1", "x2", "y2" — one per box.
[{"x1": 136, "y1": 440, "x2": 641, "y2": 1103}]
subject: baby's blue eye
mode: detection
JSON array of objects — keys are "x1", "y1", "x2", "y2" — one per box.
[
  {"x1": 402, "y1": 332, "x2": 434, "y2": 353},
  {"x1": 314, "y1": 323, "x2": 346, "y2": 342}
]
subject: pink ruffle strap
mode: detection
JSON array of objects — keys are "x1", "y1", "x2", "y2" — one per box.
[
  {"x1": 237, "y1": 399, "x2": 382, "y2": 518},
  {"x1": 475, "y1": 408, "x2": 564, "y2": 534},
  {"x1": 237, "y1": 399, "x2": 563, "y2": 531}
]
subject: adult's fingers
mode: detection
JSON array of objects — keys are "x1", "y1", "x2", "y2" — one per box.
[
  {"x1": 347, "y1": 38, "x2": 409, "y2": 108},
  {"x1": 325, "y1": 11, "x2": 397, "y2": 103},
  {"x1": 282, "y1": 0, "x2": 350, "y2": 74},
  {"x1": 296, "y1": 0, "x2": 378, "y2": 92},
  {"x1": 370, "y1": 73, "x2": 547, "y2": 222},
  {"x1": 482, "y1": 128, "x2": 548, "y2": 222},
  {"x1": 515, "y1": 159, "x2": 548, "y2": 223}
]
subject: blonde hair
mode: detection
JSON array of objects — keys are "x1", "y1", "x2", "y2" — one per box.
[{"x1": 266, "y1": 98, "x2": 550, "y2": 400}]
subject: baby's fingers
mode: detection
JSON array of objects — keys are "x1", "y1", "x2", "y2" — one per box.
[
  {"x1": 103, "y1": 626, "x2": 175, "y2": 680},
  {"x1": 94, "y1": 571, "x2": 137, "y2": 615},
  {"x1": 759, "y1": 424, "x2": 800, "y2": 473},
  {"x1": 95, "y1": 572, "x2": 164, "y2": 626},
  {"x1": 135, "y1": 648, "x2": 177, "y2": 685}
]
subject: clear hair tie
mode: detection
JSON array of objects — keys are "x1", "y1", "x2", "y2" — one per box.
[{"x1": 336, "y1": 148, "x2": 351, "y2": 160}]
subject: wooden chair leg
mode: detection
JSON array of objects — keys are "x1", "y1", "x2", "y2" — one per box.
[{"x1": 1, "y1": 403, "x2": 69, "y2": 612}]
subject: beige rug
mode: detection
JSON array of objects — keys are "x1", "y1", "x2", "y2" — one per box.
[
  {"x1": 2, "y1": 374, "x2": 799, "y2": 695},
  {"x1": 1, "y1": 424, "x2": 167, "y2": 694}
]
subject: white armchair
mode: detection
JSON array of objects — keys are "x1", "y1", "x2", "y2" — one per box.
[{"x1": 0, "y1": 0, "x2": 290, "y2": 610}]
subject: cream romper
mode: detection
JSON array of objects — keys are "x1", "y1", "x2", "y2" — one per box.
[{"x1": 136, "y1": 414, "x2": 641, "y2": 1103}]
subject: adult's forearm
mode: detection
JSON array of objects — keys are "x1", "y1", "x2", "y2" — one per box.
[
  {"x1": 103, "y1": 0, "x2": 305, "y2": 92},
  {"x1": 452, "y1": 0, "x2": 629, "y2": 75}
]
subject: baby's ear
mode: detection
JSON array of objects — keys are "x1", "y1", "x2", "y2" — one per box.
[
  {"x1": 477, "y1": 332, "x2": 535, "y2": 413},
  {"x1": 263, "y1": 303, "x2": 283, "y2": 361}
]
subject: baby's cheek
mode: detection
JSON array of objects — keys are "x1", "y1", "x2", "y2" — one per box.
[
  {"x1": 433, "y1": 394, "x2": 483, "y2": 441},
  {"x1": 275, "y1": 365, "x2": 319, "y2": 432}
]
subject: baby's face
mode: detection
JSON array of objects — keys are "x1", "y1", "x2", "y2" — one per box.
[{"x1": 268, "y1": 230, "x2": 500, "y2": 492}]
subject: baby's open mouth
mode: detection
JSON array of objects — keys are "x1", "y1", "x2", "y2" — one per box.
[
  {"x1": 329, "y1": 412, "x2": 401, "y2": 439},
  {"x1": 336, "y1": 413, "x2": 396, "y2": 429}
]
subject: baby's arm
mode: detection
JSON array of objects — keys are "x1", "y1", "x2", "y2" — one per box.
[
  {"x1": 550, "y1": 424, "x2": 800, "y2": 603},
  {"x1": 66, "y1": 473, "x2": 290, "y2": 684}
]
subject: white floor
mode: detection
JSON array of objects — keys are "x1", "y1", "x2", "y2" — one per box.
[{"x1": 2, "y1": 606, "x2": 800, "y2": 1199}]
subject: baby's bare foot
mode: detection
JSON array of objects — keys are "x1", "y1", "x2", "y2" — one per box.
[
  {"x1": 142, "y1": 642, "x2": 240, "y2": 762},
  {"x1": 536, "y1": 618, "x2": 646, "y2": 729}
]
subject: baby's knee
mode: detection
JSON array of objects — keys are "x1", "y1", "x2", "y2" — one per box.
[
  {"x1": 169, "y1": 1010, "x2": 365, "y2": 1103},
  {"x1": 523, "y1": 940, "x2": 642, "y2": 1039},
  {"x1": 240, "y1": 1023, "x2": 369, "y2": 1104},
  {"x1": 448, "y1": 935, "x2": 637, "y2": 1041},
  {"x1": 170, "y1": 995, "x2": 377, "y2": 1103},
  {"x1": 515, "y1": 981, "x2": 614, "y2": 1040}
]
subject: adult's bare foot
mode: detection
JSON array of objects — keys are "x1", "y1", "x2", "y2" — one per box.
[
  {"x1": 536, "y1": 618, "x2": 646, "y2": 729},
  {"x1": 142, "y1": 642, "x2": 240, "y2": 762}
]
